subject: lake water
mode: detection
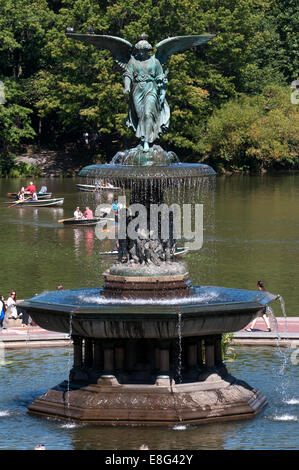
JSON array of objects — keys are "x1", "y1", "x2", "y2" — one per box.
[
  {"x1": 0, "y1": 345, "x2": 298, "y2": 450},
  {"x1": 0, "y1": 174, "x2": 298, "y2": 314}
]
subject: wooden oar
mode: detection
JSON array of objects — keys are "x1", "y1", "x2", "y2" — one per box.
[
  {"x1": 57, "y1": 217, "x2": 115, "y2": 223},
  {"x1": 7, "y1": 196, "x2": 32, "y2": 208}
]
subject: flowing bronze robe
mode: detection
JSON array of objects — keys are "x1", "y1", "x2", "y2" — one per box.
[{"x1": 124, "y1": 55, "x2": 170, "y2": 144}]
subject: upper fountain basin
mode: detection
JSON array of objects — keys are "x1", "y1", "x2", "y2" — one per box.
[
  {"x1": 20, "y1": 286, "x2": 277, "y2": 339},
  {"x1": 78, "y1": 163, "x2": 216, "y2": 181}
]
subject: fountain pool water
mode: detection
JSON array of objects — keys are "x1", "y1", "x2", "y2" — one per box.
[{"x1": 0, "y1": 346, "x2": 298, "y2": 449}]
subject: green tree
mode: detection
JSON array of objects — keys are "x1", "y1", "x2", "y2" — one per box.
[
  {"x1": 202, "y1": 85, "x2": 299, "y2": 171},
  {"x1": 0, "y1": 79, "x2": 35, "y2": 174},
  {"x1": 0, "y1": 0, "x2": 298, "y2": 169},
  {"x1": 0, "y1": 0, "x2": 53, "y2": 173}
]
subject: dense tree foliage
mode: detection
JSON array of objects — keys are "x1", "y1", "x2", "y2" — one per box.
[
  {"x1": 202, "y1": 85, "x2": 299, "y2": 171},
  {"x1": 0, "y1": 0, "x2": 298, "y2": 174}
]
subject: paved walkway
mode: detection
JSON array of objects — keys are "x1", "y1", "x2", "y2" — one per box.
[
  {"x1": 233, "y1": 317, "x2": 299, "y2": 347},
  {"x1": 1, "y1": 317, "x2": 299, "y2": 348},
  {"x1": 0, "y1": 324, "x2": 70, "y2": 348}
]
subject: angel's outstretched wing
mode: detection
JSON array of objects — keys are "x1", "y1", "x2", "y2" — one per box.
[
  {"x1": 66, "y1": 33, "x2": 132, "y2": 68},
  {"x1": 155, "y1": 35, "x2": 215, "y2": 65}
]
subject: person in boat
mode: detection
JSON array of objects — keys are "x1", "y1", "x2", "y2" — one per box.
[
  {"x1": 112, "y1": 200, "x2": 119, "y2": 213},
  {"x1": 31, "y1": 192, "x2": 38, "y2": 201},
  {"x1": 16, "y1": 187, "x2": 25, "y2": 201},
  {"x1": 245, "y1": 280, "x2": 271, "y2": 332},
  {"x1": 39, "y1": 185, "x2": 48, "y2": 194},
  {"x1": 94, "y1": 180, "x2": 103, "y2": 190},
  {"x1": 112, "y1": 199, "x2": 120, "y2": 223},
  {"x1": 25, "y1": 181, "x2": 37, "y2": 194},
  {"x1": 83, "y1": 206, "x2": 94, "y2": 220},
  {"x1": 74, "y1": 207, "x2": 83, "y2": 219}
]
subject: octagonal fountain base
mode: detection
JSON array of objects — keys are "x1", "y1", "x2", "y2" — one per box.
[
  {"x1": 28, "y1": 368, "x2": 267, "y2": 425},
  {"x1": 21, "y1": 285, "x2": 275, "y2": 425}
]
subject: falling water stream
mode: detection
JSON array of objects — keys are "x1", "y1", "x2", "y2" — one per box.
[
  {"x1": 265, "y1": 295, "x2": 294, "y2": 421},
  {"x1": 65, "y1": 311, "x2": 73, "y2": 418},
  {"x1": 176, "y1": 312, "x2": 183, "y2": 384}
]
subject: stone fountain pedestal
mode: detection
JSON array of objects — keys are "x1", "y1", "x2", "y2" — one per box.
[
  {"x1": 22, "y1": 269, "x2": 275, "y2": 425},
  {"x1": 102, "y1": 264, "x2": 191, "y2": 299},
  {"x1": 28, "y1": 371, "x2": 267, "y2": 426},
  {"x1": 27, "y1": 332, "x2": 267, "y2": 425}
]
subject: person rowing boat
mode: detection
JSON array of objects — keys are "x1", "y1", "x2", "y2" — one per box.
[
  {"x1": 16, "y1": 190, "x2": 36, "y2": 202},
  {"x1": 74, "y1": 207, "x2": 83, "y2": 220},
  {"x1": 83, "y1": 206, "x2": 94, "y2": 220},
  {"x1": 16, "y1": 187, "x2": 25, "y2": 201}
]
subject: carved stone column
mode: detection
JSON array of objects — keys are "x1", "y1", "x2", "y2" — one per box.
[
  {"x1": 155, "y1": 345, "x2": 160, "y2": 371},
  {"x1": 103, "y1": 342, "x2": 114, "y2": 372},
  {"x1": 84, "y1": 338, "x2": 93, "y2": 368},
  {"x1": 125, "y1": 340, "x2": 136, "y2": 372},
  {"x1": 214, "y1": 334, "x2": 223, "y2": 365},
  {"x1": 197, "y1": 338, "x2": 203, "y2": 367},
  {"x1": 73, "y1": 336, "x2": 83, "y2": 368},
  {"x1": 93, "y1": 339, "x2": 102, "y2": 370},
  {"x1": 187, "y1": 341, "x2": 197, "y2": 369},
  {"x1": 115, "y1": 344, "x2": 125, "y2": 370},
  {"x1": 159, "y1": 341, "x2": 170, "y2": 373},
  {"x1": 205, "y1": 336, "x2": 215, "y2": 368}
]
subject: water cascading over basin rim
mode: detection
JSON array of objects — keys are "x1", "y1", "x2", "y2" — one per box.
[{"x1": 78, "y1": 162, "x2": 216, "y2": 180}]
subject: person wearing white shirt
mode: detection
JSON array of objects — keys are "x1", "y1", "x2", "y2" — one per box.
[
  {"x1": 74, "y1": 207, "x2": 83, "y2": 219},
  {"x1": 2, "y1": 291, "x2": 18, "y2": 329},
  {"x1": 6, "y1": 291, "x2": 18, "y2": 319}
]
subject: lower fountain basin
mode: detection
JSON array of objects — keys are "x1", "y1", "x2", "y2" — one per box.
[{"x1": 20, "y1": 286, "x2": 277, "y2": 339}]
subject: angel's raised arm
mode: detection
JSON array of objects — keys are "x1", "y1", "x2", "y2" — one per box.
[
  {"x1": 66, "y1": 33, "x2": 132, "y2": 67},
  {"x1": 155, "y1": 34, "x2": 215, "y2": 65}
]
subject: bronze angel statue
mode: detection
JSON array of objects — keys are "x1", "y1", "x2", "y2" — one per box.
[{"x1": 66, "y1": 32, "x2": 215, "y2": 152}]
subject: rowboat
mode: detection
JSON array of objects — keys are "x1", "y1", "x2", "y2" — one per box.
[
  {"x1": 6, "y1": 192, "x2": 52, "y2": 200},
  {"x1": 59, "y1": 217, "x2": 108, "y2": 226},
  {"x1": 76, "y1": 184, "x2": 121, "y2": 192},
  {"x1": 100, "y1": 247, "x2": 189, "y2": 260},
  {"x1": 4, "y1": 198, "x2": 64, "y2": 207}
]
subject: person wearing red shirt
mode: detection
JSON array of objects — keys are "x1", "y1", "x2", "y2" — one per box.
[
  {"x1": 25, "y1": 182, "x2": 37, "y2": 194},
  {"x1": 84, "y1": 207, "x2": 93, "y2": 220}
]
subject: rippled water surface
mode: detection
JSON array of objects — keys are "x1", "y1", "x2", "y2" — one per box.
[
  {"x1": 0, "y1": 346, "x2": 298, "y2": 450},
  {"x1": 0, "y1": 174, "x2": 298, "y2": 314}
]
